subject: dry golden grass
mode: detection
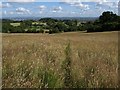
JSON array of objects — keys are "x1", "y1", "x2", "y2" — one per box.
[{"x1": 2, "y1": 31, "x2": 118, "y2": 88}]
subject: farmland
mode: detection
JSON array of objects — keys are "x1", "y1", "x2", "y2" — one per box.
[
  {"x1": 2, "y1": 31, "x2": 118, "y2": 88},
  {"x1": 10, "y1": 23, "x2": 20, "y2": 27}
]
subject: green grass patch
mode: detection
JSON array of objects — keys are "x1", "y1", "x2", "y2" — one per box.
[{"x1": 10, "y1": 23, "x2": 20, "y2": 26}]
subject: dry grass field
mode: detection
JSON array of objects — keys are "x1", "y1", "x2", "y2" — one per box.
[{"x1": 2, "y1": 31, "x2": 118, "y2": 88}]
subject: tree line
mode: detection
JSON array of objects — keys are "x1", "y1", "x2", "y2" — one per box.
[{"x1": 2, "y1": 11, "x2": 120, "y2": 33}]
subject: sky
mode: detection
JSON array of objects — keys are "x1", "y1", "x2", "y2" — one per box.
[{"x1": 0, "y1": 0, "x2": 120, "y2": 18}]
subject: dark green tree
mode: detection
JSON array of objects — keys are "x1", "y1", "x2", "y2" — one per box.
[{"x1": 99, "y1": 11, "x2": 118, "y2": 23}]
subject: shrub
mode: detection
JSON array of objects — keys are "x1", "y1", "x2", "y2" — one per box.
[
  {"x1": 86, "y1": 23, "x2": 103, "y2": 32},
  {"x1": 102, "y1": 22, "x2": 120, "y2": 31}
]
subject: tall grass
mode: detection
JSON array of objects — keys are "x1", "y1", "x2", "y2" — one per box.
[
  {"x1": 62, "y1": 41, "x2": 73, "y2": 88},
  {"x1": 2, "y1": 31, "x2": 118, "y2": 88}
]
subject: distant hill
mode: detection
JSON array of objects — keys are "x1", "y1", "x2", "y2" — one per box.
[{"x1": 2, "y1": 17, "x2": 98, "y2": 22}]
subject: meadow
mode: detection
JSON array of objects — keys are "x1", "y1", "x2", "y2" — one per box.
[
  {"x1": 2, "y1": 31, "x2": 118, "y2": 88},
  {"x1": 10, "y1": 23, "x2": 20, "y2": 27}
]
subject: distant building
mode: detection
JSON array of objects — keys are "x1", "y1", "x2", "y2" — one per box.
[{"x1": 118, "y1": 1, "x2": 120, "y2": 16}]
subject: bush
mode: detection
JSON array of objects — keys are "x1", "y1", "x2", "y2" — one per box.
[
  {"x1": 102, "y1": 22, "x2": 119, "y2": 31},
  {"x1": 49, "y1": 28, "x2": 60, "y2": 34},
  {"x1": 87, "y1": 24, "x2": 102, "y2": 32}
]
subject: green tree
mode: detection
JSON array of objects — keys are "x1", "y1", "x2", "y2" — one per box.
[
  {"x1": 23, "y1": 20, "x2": 32, "y2": 26},
  {"x1": 2, "y1": 22, "x2": 14, "y2": 33},
  {"x1": 99, "y1": 11, "x2": 118, "y2": 23}
]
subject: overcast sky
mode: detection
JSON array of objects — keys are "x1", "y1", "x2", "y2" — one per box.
[{"x1": 1, "y1": 0, "x2": 119, "y2": 18}]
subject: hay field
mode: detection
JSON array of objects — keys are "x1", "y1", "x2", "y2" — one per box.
[{"x1": 2, "y1": 31, "x2": 118, "y2": 88}]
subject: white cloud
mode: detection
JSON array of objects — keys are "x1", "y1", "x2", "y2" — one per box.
[
  {"x1": 106, "y1": 2, "x2": 118, "y2": 8},
  {"x1": 96, "y1": 2, "x2": 118, "y2": 9},
  {"x1": 16, "y1": 7, "x2": 31, "y2": 14},
  {"x1": 71, "y1": 11, "x2": 76, "y2": 14},
  {"x1": 4, "y1": 3, "x2": 11, "y2": 8},
  {"x1": 0, "y1": 3, "x2": 12, "y2": 8},
  {"x1": 2, "y1": 10, "x2": 15, "y2": 15},
  {"x1": 38, "y1": 5, "x2": 46, "y2": 10},
  {"x1": 16, "y1": 12, "x2": 24, "y2": 14},
  {"x1": 9, "y1": 11, "x2": 14, "y2": 15},
  {"x1": 61, "y1": 0, "x2": 107, "y2": 3},
  {"x1": 52, "y1": 11, "x2": 57, "y2": 13},
  {"x1": 62, "y1": 0, "x2": 118, "y2": 3},
  {"x1": 60, "y1": 0, "x2": 119, "y2": 3},
  {"x1": 0, "y1": 12, "x2": 2, "y2": 16},
  {"x1": 90, "y1": 0, "x2": 107, "y2": 2},
  {"x1": 0, "y1": 2, "x2": 2, "y2": 8},
  {"x1": 72, "y1": 2, "x2": 89, "y2": 10},
  {"x1": 3, "y1": 11, "x2": 7, "y2": 15},
  {"x1": 39, "y1": 11, "x2": 43, "y2": 14},
  {"x1": 52, "y1": 6, "x2": 62, "y2": 12},
  {"x1": 61, "y1": 1, "x2": 90, "y2": 10},
  {"x1": 8, "y1": 0, "x2": 35, "y2": 2}
]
